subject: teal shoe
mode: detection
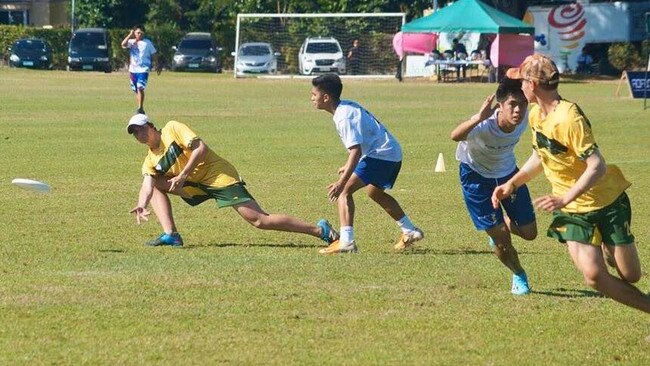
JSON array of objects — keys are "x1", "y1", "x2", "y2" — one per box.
[
  {"x1": 512, "y1": 272, "x2": 531, "y2": 295},
  {"x1": 146, "y1": 232, "x2": 183, "y2": 247},
  {"x1": 317, "y1": 219, "x2": 339, "y2": 244}
]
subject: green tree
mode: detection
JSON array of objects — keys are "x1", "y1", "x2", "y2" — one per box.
[{"x1": 75, "y1": 0, "x2": 148, "y2": 28}]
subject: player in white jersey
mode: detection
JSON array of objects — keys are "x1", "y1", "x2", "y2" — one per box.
[
  {"x1": 451, "y1": 78, "x2": 537, "y2": 295},
  {"x1": 310, "y1": 74, "x2": 423, "y2": 254},
  {"x1": 121, "y1": 25, "x2": 159, "y2": 114}
]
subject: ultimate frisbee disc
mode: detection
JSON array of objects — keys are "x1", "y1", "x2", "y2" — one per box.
[{"x1": 11, "y1": 178, "x2": 51, "y2": 193}]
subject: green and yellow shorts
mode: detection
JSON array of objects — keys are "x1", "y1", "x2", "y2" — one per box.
[
  {"x1": 548, "y1": 192, "x2": 635, "y2": 246},
  {"x1": 181, "y1": 181, "x2": 254, "y2": 208}
]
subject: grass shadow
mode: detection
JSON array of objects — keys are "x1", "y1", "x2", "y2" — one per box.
[
  {"x1": 405, "y1": 248, "x2": 492, "y2": 255},
  {"x1": 533, "y1": 287, "x2": 602, "y2": 299},
  {"x1": 98, "y1": 249, "x2": 126, "y2": 253},
  {"x1": 185, "y1": 242, "x2": 321, "y2": 250}
]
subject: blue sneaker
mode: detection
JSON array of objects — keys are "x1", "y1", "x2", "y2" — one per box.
[
  {"x1": 512, "y1": 272, "x2": 530, "y2": 295},
  {"x1": 146, "y1": 232, "x2": 183, "y2": 247},
  {"x1": 317, "y1": 219, "x2": 339, "y2": 244}
]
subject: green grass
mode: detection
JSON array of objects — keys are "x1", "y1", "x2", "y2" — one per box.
[{"x1": 1, "y1": 69, "x2": 649, "y2": 365}]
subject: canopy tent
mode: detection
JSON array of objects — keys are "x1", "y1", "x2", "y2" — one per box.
[{"x1": 401, "y1": 0, "x2": 534, "y2": 35}]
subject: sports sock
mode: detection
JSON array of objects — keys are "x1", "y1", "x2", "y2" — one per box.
[
  {"x1": 396, "y1": 215, "x2": 417, "y2": 233},
  {"x1": 340, "y1": 226, "x2": 354, "y2": 243}
]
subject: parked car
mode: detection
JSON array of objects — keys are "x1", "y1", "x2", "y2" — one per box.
[
  {"x1": 67, "y1": 28, "x2": 111, "y2": 73},
  {"x1": 7, "y1": 38, "x2": 53, "y2": 69},
  {"x1": 232, "y1": 42, "x2": 280, "y2": 76},
  {"x1": 298, "y1": 37, "x2": 346, "y2": 75},
  {"x1": 172, "y1": 33, "x2": 222, "y2": 73}
]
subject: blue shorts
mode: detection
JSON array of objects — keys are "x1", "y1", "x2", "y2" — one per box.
[
  {"x1": 130, "y1": 72, "x2": 149, "y2": 91},
  {"x1": 354, "y1": 156, "x2": 402, "y2": 190},
  {"x1": 459, "y1": 162, "x2": 536, "y2": 231}
]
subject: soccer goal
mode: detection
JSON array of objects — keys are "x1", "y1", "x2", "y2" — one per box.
[{"x1": 234, "y1": 13, "x2": 406, "y2": 78}]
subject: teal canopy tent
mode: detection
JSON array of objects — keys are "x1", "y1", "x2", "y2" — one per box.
[{"x1": 401, "y1": 0, "x2": 534, "y2": 34}]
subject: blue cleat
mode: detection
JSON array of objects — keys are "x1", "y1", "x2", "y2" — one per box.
[
  {"x1": 317, "y1": 219, "x2": 339, "y2": 244},
  {"x1": 146, "y1": 232, "x2": 183, "y2": 247},
  {"x1": 512, "y1": 272, "x2": 531, "y2": 295}
]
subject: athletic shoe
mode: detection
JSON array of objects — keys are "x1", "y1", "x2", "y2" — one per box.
[
  {"x1": 317, "y1": 219, "x2": 339, "y2": 244},
  {"x1": 488, "y1": 237, "x2": 497, "y2": 250},
  {"x1": 146, "y1": 232, "x2": 183, "y2": 247},
  {"x1": 394, "y1": 228, "x2": 424, "y2": 251},
  {"x1": 511, "y1": 272, "x2": 531, "y2": 295},
  {"x1": 136, "y1": 108, "x2": 145, "y2": 114},
  {"x1": 318, "y1": 240, "x2": 358, "y2": 254}
]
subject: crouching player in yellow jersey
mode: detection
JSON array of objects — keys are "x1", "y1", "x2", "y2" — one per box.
[
  {"x1": 492, "y1": 54, "x2": 650, "y2": 313},
  {"x1": 126, "y1": 114, "x2": 338, "y2": 247}
]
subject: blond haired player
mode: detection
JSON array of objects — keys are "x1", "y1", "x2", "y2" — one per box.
[{"x1": 492, "y1": 54, "x2": 650, "y2": 313}]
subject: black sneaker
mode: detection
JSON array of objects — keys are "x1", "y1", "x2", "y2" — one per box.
[{"x1": 136, "y1": 108, "x2": 145, "y2": 114}]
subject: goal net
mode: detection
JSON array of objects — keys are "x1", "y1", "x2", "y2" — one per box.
[{"x1": 234, "y1": 13, "x2": 405, "y2": 78}]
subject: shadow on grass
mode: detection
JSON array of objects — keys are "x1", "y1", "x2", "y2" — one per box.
[
  {"x1": 184, "y1": 242, "x2": 321, "y2": 250},
  {"x1": 405, "y1": 248, "x2": 492, "y2": 255},
  {"x1": 533, "y1": 287, "x2": 602, "y2": 299},
  {"x1": 98, "y1": 249, "x2": 126, "y2": 253}
]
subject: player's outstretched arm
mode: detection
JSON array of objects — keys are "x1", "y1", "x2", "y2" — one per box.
[
  {"x1": 450, "y1": 94, "x2": 496, "y2": 141},
  {"x1": 130, "y1": 174, "x2": 155, "y2": 224}
]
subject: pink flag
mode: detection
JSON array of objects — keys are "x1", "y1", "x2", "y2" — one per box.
[
  {"x1": 490, "y1": 34, "x2": 534, "y2": 67},
  {"x1": 393, "y1": 32, "x2": 438, "y2": 60}
]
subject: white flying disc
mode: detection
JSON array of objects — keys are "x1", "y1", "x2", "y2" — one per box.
[{"x1": 11, "y1": 178, "x2": 51, "y2": 193}]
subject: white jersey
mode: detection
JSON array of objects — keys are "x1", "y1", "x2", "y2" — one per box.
[
  {"x1": 455, "y1": 110, "x2": 528, "y2": 178},
  {"x1": 126, "y1": 38, "x2": 157, "y2": 73},
  {"x1": 333, "y1": 100, "x2": 402, "y2": 162}
]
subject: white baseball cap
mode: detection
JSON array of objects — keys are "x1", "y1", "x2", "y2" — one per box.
[{"x1": 126, "y1": 113, "x2": 150, "y2": 134}]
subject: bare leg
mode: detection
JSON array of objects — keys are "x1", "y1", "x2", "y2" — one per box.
[
  {"x1": 149, "y1": 182, "x2": 177, "y2": 234},
  {"x1": 366, "y1": 184, "x2": 406, "y2": 221},
  {"x1": 233, "y1": 200, "x2": 321, "y2": 238},
  {"x1": 337, "y1": 174, "x2": 367, "y2": 227},
  {"x1": 136, "y1": 88, "x2": 145, "y2": 111},
  {"x1": 602, "y1": 243, "x2": 642, "y2": 283},
  {"x1": 567, "y1": 241, "x2": 650, "y2": 313},
  {"x1": 504, "y1": 215, "x2": 537, "y2": 241},
  {"x1": 486, "y1": 223, "x2": 525, "y2": 274}
]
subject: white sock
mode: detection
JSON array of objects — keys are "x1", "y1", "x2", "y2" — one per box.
[
  {"x1": 396, "y1": 215, "x2": 417, "y2": 233},
  {"x1": 340, "y1": 226, "x2": 354, "y2": 243}
]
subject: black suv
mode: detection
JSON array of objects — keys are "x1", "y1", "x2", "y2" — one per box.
[
  {"x1": 171, "y1": 32, "x2": 222, "y2": 73},
  {"x1": 68, "y1": 28, "x2": 111, "y2": 73}
]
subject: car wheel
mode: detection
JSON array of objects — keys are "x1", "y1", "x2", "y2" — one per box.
[{"x1": 104, "y1": 66, "x2": 112, "y2": 73}]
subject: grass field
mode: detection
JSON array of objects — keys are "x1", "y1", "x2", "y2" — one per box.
[{"x1": 1, "y1": 68, "x2": 649, "y2": 365}]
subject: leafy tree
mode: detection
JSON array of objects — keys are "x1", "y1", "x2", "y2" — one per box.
[{"x1": 74, "y1": 0, "x2": 148, "y2": 28}]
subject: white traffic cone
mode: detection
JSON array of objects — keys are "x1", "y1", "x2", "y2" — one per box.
[{"x1": 435, "y1": 153, "x2": 446, "y2": 173}]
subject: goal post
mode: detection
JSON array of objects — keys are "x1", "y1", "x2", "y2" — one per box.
[{"x1": 234, "y1": 13, "x2": 406, "y2": 78}]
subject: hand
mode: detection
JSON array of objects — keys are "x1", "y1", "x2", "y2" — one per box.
[
  {"x1": 476, "y1": 94, "x2": 496, "y2": 122},
  {"x1": 327, "y1": 181, "x2": 343, "y2": 202},
  {"x1": 491, "y1": 181, "x2": 516, "y2": 209},
  {"x1": 129, "y1": 206, "x2": 150, "y2": 224},
  {"x1": 127, "y1": 29, "x2": 135, "y2": 38},
  {"x1": 167, "y1": 175, "x2": 187, "y2": 192},
  {"x1": 534, "y1": 195, "x2": 566, "y2": 212}
]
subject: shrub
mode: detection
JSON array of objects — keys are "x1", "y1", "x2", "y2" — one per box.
[{"x1": 607, "y1": 42, "x2": 643, "y2": 72}]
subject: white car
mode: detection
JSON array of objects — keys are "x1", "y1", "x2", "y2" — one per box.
[
  {"x1": 298, "y1": 37, "x2": 346, "y2": 75},
  {"x1": 233, "y1": 42, "x2": 280, "y2": 75}
]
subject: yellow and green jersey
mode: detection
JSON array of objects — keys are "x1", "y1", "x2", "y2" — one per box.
[
  {"x1": 529, "y1": 100, "x2": 630, "y2": 213},
  {"x1": 142, "y1": 121, "x2": 241, "y2": 189}
]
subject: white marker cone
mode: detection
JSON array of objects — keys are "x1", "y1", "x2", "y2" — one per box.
[{"x1": 435, "y1": 153, "x2": 446, "y2": 173}]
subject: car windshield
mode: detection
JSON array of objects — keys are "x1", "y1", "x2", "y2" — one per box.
[
  {"x1": 241, "y1": 45, "x2": 270, "y2": 56},
  {"x1": 70, "y1": 32, "x2": 106, "y2": 50},
  {"x1": 179, "y1": 39, "x2": 212, "y2": 50},
  {"x1": 306, "y1": 42, "x2": 340, "y2": 54},
  {"x1": 14, "y1": 40, "x2": 46, "y2": 51}
]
